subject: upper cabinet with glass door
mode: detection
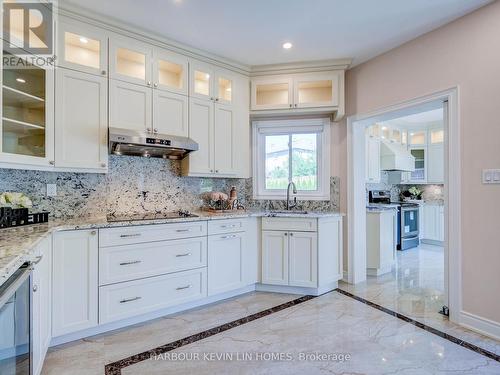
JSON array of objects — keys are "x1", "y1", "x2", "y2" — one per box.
[
  {"x1": 251, "y1": 76, "x2": 293, "y2": 110},
  {"x1": 189, "y1": 61, "x2": 214, "y2": 101},
  {"x1": 57, "y1": 18, "x2": 108, "y2": 77},
  {"x1": 1, "y1": 52, "x2": 54, "y2": 167},
  {"x1": 152, "y1": 49, "x2": 188, "y2": 95},
  {"x1": 293, "y1": 72, "x2": 339, "y2": 109},
  {"x1": 109, "y1": 35, "x2": 153, "y2": 87}
]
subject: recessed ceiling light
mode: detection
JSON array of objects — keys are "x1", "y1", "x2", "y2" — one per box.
[
  {"x1": 205, "y1": 73, "x2": 210, "y2": 80},
  {"x1": 282, "y1": 42, "x2": 293, "y2": 50},
  {"x1": 16, "y1": 78, "x2": 26, "y2": 83},
  {"x1": 79, "y1": 37, "x2": 89, "y2": 44}
]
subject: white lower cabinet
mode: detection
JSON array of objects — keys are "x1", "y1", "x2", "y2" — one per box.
[
  {"x1": 52, "y1": 230, "x2": 98, "y2": 337},
  {"x1": 261, "y1": 217, "x2": 342, "y2": 290},
  {"x1": 32, "y1": 237, "x2": 52, "y2": 375},
  {"x1": 207, "y1": 232, "x2": 245, "y2": 295},
  {"x1": 422, "y1": 203, "x2": 445, "y2": 243},
  {"x1": 99, "y1": 268, "x2": 207, "y2": 324},
  {"x1": 262, "y1": 231, "x2": 289, "y2": 285},
  {"x1": 288, "y1": 232, "x2": 318, "y2": 287}
]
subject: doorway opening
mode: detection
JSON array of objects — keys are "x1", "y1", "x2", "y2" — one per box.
[{"x1": 342, "y1": 88, "x2": 461, "y2": 329}]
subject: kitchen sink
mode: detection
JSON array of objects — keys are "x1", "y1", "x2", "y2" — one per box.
[{"x1": 267, "y1": 210, "x2": 309, "y2": 215}]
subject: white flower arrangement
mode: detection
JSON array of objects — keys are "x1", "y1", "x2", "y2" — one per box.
[{"x1": 0, "y1": 192, "x2": 33, "y2": 208}]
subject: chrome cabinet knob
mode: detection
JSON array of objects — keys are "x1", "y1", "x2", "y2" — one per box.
[
  {"x1": 91, "y1": 230, "x2": 97, "y2": 236},
  {"x1": 210, "y1": 169, "x2": 214, "y2": 173},
  {"x1": 215, "y1": 170, "x2": 219, "y2": 173},
  {"x1": 49, "y1": 160, "x2": 55, "y2": 165},
  {"x1": 284, "y1": 233, "x2": 288, "y2": 236},
  {"x1": 101, "y1": 70, "x2": 106, "y2": 75},
  {"x1": 32, "y1": 284, "x2": 38, "y2": 292},
  {"x1": 153, "y1": 128, "x2": 158, "y2": 133},
  {"x1": 146, "y1": 128, "x2": 151, "y2": 133},
  {"x1": 154, "y1": 83, "x2": 158, "y2": 88},
  {"x1": 294, "y1": 104, "x2": 298, "y2": 108},
  {"x1": 215, "y1": 98, "x2": 219, "y2": 101},
  {"x1": 289, "y1": 232, "x2": 294, "y2": 236},
  {"x1": 101, "y1": 163, "x2": 107, "y2": 168},
  {"x1": 147, "y1": 81, "x2": 152, "y2": 86},
  {"x1": 289, "y1": 104, "x2": 292, "y2": 108}
]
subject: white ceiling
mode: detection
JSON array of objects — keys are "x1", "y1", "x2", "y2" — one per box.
[
  {"x1": 382, "y1": 108, "x2": 444, "y2": 129},
  {"x1": 61, "y1": 0, "x2": 492, "y2": 67}
]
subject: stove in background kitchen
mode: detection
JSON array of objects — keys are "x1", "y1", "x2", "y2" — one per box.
[{"x1": 369, "y1": 190, "x2": 420, "y2": 250}]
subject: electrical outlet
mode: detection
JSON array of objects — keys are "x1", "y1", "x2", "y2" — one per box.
[
  {"x1": 482, "y1": 169, "x2": 500, "y2": 184},
  {"x1": 46, "y1": 184, "x2": 57, "y2": 197}
]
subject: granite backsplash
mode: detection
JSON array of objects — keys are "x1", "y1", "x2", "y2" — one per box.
[{"x1": 0, "y1": 156, "x2": 340, "y2": 218}]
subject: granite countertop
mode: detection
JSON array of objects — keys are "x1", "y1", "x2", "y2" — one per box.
[{"x1": 0, "y1": 210, "x2": 343, "y2": 286}]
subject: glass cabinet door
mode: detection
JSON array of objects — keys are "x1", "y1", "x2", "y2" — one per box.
[
  {"x1": 409, "y1": 130, "x2": 427, "y2": 145},
  {"x1": 430, "y1": 129, "x2": 444, "y2": 144},
  {"x1": 110, "y1": 37, "x2": 152, "y2": 86},
  {"x1": 153, "y1": 49, "x2": 188, "y2": 95},
  {"x1": 293, "y1": 72, "x2": 338, "y2": 108},
  {"x1": 1, "y1": 52, "x2": 54, "y2": 165},
  {"x1": 215, "y1": 72, "x2": 233, "y2": 105},
  {"x1": 409, "y1": 147, "x2": 427, "y2": 182},
  {"x1": 390, "y1": 128, "x2": 401, "y2": 143},
  {"x1": 58, "y1": 19, "x2": 108, "y2": 76},
  {"x1": 251, "y1": 77, "x2": 292, "y2": 110},
  {"x1": 190, "y1": 62, "x2": 214, "y2": 100}
]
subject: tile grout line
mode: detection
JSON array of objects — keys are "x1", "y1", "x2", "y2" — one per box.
[
  {"x1": 334, "y1": 288, "x2": 500, "y2": 363},
  {"x1": 103, "y1": 295, "x2": 316, "y2": 375}
]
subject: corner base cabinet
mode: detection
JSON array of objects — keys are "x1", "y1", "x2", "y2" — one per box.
[{"x1": 261, "y1": 216, "x2": 343, "y2": 290}]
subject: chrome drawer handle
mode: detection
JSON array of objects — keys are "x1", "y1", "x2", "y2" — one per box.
[
  {"x1": 120, "y1": 296, "x2": 141, "y2": 304},
  {"x1": 119, "y1": 233, "x2": 141, "y2": 238},
  {"x1": 220, "y1": 224, "x2": 236, "y2": 228},
  {"x1": 176, "y1": 285, "x2": 192, "y2": 290},
  {"x1": 119, "y1": 260, "x2": 142, "y2": 266},
  {"x1": 175, "y1": 253, "x2": 192, "y2": 257},
  {"x1": 176, "y1": 229, "x2": 191, "y2": 232},
  {"x1": 221, "y1": 235, "x2": 237, "y2": 239}
]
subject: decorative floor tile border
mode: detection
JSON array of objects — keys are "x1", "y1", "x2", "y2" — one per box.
[
  {"x1": 335, "y1": 288, "x2": 500, "y2": 363},
  {"x1": 104, "y1": 295, "x2": 315, "y2": 375}
]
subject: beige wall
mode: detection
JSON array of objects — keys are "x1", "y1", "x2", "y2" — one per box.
[{"x1": 339, "y1": 0, "x2": 500, "y2": 323}]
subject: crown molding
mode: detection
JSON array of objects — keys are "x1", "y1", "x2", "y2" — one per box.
[{"x1": 249, "y1": 58, "x2": 352, "y2": 76}]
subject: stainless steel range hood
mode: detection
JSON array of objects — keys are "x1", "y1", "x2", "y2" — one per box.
[{"x1": 109, "y1": 127, "x2": 198, "y2": 160}]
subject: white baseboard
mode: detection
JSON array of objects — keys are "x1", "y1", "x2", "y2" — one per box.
[
  {"x1": 342, "y1": 271, "x2": 349, "y2": 283},
  {"x1": 366, "y1": 266, "x2": 392, "y2": 276},
  {"x1": 50, "y1": 284, "x2": 257, "y2": 347},
  {"x1": 459, "y1": 310, "x2": 500, "y2": 341},
  {"x1": 255, "y1": 281, "x2": 338, "y2": 296}
]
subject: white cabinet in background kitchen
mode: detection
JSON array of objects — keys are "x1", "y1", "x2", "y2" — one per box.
[
  {"x1": 57, "y1": 17, "x2": 109, "y2": 77},
  {"x1": 427, "y1": 128, "x2": 444, "y2": 184},
  {"x1": 366, "y1": 210, "x2": 396, "y2": 276},
  {"x1": 32, "y1": 237, "x2": 52, "y2": 375},
  {"x1": 208, "y1": 232, "x2": 245, "y2": 295},
  {"x1": 366, "y1": 136, "x2": 381, "y2": 183},
  {"x1": 52, "y1": 230, "x2": 98, "y2": 337},
  {"x1": 422, "y1": 203, "x2": 444, "y2": 244},
  {"x1": 55, "y1": 68, "x2": 108, "y2": 171}
]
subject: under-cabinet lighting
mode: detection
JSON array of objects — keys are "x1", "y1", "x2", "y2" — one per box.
[
  {"x1": 79, "y1": 37, "x2": 89, "y2": 44},
  {"x1": 282, "y1": 42, "x2": 293, "y2": 49},
  {"x1": 16, "y1": 78, "x2": 26, "y2": 83}
]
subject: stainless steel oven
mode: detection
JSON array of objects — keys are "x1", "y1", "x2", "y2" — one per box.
[
  {"x1": 400, "y1": 204, "x2": 420, "y2": 250},
  {"x1": 0, "y1": 263, "x2": 32, "y2": 375}
]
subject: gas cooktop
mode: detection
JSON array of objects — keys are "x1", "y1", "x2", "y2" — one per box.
[{"x1": 106, "y1": 210, "x2": 198, "y2": 222}]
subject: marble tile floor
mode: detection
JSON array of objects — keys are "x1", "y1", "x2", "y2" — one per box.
[
  {"x1": 41, "y1": 292, "x2": 298, "y2": 375},
  {"x1": 338, "y1": 243, "x2": 500, "y2": 356},
  {"x1": 117, "y1": 291, "x2": 500, "y2": 374}
]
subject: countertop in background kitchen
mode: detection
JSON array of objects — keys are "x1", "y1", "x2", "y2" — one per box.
[{"x1": 0, "y1": 209, "x2": 344, "y2": 287}]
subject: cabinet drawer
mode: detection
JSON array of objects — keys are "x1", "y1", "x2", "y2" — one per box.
[
  {"x1": 99, "y1": 237, "x2": 207, "y2": 285},
  {"x1": 99, "y1": 268, "x2": 207, "y2": 324},
  {"x1": 261, "y1": 217, "x2": 317, "y2": 232},
  {"x1": 99, "y1": 221, "x2": 208, "y2": 247},
  {"x1": 208, "y1": 218, "x2": 247, "y2": 235}
]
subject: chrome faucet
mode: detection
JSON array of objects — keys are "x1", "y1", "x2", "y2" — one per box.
[{"x1": 286, "y1": 181, "x2": 297, "y2": 210}]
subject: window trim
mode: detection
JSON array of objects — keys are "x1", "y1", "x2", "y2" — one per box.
[{"x1": 252, "y1": 118, "x2": 331, "y2": 200}]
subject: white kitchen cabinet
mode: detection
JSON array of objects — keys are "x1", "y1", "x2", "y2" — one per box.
[
  {"x1": 251, "y1": 76, "x2": 293, "y2": 110},
  {"x1": 427, "y1": 143, "x2": 444, "y2": 183},
  {"x1": 366, "y1": 210, "x2": 396, "y2": 276},
  {"x1": 213, "y1": 103, "x2": 235, "y2": 174},
  {"x1": 406, "y1": 146, "x2": 427, "y2": 183},
  {"x1": 109, "y1": 35, "x2": 153, "y2": 87},
  {"x1": 262, "y1": 231, "x2": 289, "y2": 285},
  {"x1": 288, "y1": 231, "x2": 317, "y2": 287},
  {"x1": 366, "y1": 136, "x2": 381, "y2": 183},
  {"x1": 189, "y1": 60, "x2": 214, "y2": 101},
  {"x1": 153, "y1": 89, "x2": 188, "y2": 137},
  {"x1": 57, "y1": 17, "x2": 108, "y2": 77},
  {"x1": 32, "y1": 237, "x2": 52, "y2": 375},
  {"x1": 0, "y1": 52, "x2": 55, "y2": 169},
  {"x1": 422, "y1": 203, "x2": 445, "y2": 243},
  {"x1": 55, "y1": 68, "x2": 108, "y2": 171},
  {"x1": 52, "y1": 230, "x2": 98, "y2": 337},
  {"x1": 153, "y1": 48, "x2": 188, "y2": 95},
  {"x1": 208, "y1": 232, "x2": 245, "y2": 295},
  {"x1": 293, "y1": 72, "x2": 340, "y2": 109},
  {"x1": 109, "y1": 79, "x2": 152, "y2": 132}
]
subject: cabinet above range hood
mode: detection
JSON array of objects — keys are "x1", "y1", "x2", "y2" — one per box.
[
  {"x1": 109, "y1": 128, "x2": 198, "y2": 160},
  {"x1": 380, "y1": 140, "x2": 415, "y2": 172}
]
